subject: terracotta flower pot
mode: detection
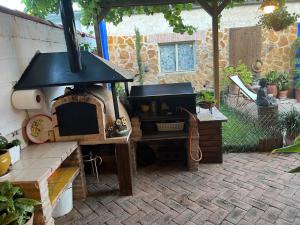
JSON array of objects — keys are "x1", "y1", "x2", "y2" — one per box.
[
  {"x1": 0, "y1": 150, "x2": 11, "y2": 176},
  {"x1": 272, "y1": 23, "x2": 286, "y2": 32},
  {"x1": 199, "y1": 101, "x2": 215, "y2": 114},
  {"x1": 267, "y1": 84, "x2": 278, "y2": 97},
  {"x1": 278, "y1": 90, "x2": 288, "y2": 100},
  {"x1": 199, "y1": 101, "x2": 215, "y2": 109},
  {"x1": 285, "y1": 134, "x2": 297, "y2": 146},
  {"x1": 296, "y1": 89, "x2": 300, "y2": 103}
]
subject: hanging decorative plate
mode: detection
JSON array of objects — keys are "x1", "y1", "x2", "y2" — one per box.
[{"x1": 26, "y1": 114, "x2": 52, "y2": 144}]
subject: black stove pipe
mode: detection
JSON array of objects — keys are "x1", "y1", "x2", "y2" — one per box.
[{"x1": 60, "y1": 0, "x2": 82, "y2": 73}]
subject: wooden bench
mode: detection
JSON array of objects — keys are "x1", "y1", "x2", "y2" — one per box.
[{"x1": 0, "y1": 142, "x2": 87, "y2": 225}]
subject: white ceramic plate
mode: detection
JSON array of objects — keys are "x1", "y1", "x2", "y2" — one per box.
[{"x1": 26, "y1": 114, "x2": 52, "y2": 144}]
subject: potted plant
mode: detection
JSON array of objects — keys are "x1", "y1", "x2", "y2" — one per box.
[
  {"x1": 277, "y1": 72, "x2": 290, "y2": 99},
  {"x1": 223, "y1": 62, "x2": 253, "y2": 94},
  {"x1": 295, "y1": 78, "x2": 300, "y2": 103},
  {"x1": 196, "y1": 91, "x2": 217, "y2": 114},
  {"x1": 0, "y1": 135, "x2": 21, "y2": 165},
  {"x1": 265, "y1": 71, "x2": 279, "y2": 97},
  {"x1": 278, "y1": 108, "x2": 300, "y2": 145},
  {"x1": 0, "y1": 181, "x2": 40, "y2": 225},
  {"x1": 258, "y1": 6, "x2": 299, "y2": 31},
  {"x1": 272, "y1": 135, "x2": 300, "y2": 173}
]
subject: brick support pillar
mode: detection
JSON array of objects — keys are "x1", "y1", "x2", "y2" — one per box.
[{"x1": 62, "y1": 147, "x2": 87, "y2": 200}]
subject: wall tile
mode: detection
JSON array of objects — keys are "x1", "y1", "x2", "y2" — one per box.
[{"x1": 0, "y1": 11, "x2": 67, "y2": 135}]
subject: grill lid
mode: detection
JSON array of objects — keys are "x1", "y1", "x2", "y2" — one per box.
[{"x1": 14, "y1": 51, "x2": 134, "y2": 90}]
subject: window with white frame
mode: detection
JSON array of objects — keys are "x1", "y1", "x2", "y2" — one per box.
[{"x1": 159, "y1": 42, "x2": 196, "y2": 73}]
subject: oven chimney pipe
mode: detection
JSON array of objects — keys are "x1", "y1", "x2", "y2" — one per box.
[{"x1": 60, "y1": 0, "x2": 82, "y2": 73}]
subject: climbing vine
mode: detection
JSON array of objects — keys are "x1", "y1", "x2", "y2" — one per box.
[{"x1": 22, "y1": 0, "x2": 250, "y2": 35}]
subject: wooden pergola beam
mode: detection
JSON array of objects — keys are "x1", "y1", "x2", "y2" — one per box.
[{"x1": 94, "y1": 7, "x2": 111, "y2": 57}]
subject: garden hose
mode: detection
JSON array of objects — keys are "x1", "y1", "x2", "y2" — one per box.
[{"x1": 178, "y1": 107, "x2": 203, "y2": 162}]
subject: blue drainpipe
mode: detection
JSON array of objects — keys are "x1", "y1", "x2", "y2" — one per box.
[
  {"x1": 99, "y1": 20, "x2": 109, "y2": 60},
  {"x1": 294, "y1": 23, "x2": 300, "y2": 92},
  {"x1": 296, "y1": 23, "x2": 300, "y2": 55}
]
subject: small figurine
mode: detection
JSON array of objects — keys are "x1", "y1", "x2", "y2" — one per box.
[
  {"x1": 114, "y1": 116, "x2": 129, "y2": 137},
  {"x1": 256, "y1": 78, "x2": 277, "y2": 107}
]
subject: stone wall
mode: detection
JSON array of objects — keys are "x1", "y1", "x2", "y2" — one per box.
[
  {"x1": 261, "y1": 25, "x2": 298, "y2": 74},
  {"x1": 108, "y1": 25, "x2": 298, "y2": 91},
  {"x1": 108, "y1": 30, "x2": 229, "y2": 91}
]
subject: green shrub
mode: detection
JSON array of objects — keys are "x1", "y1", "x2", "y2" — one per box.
[
  {"x1": 265, "y1": 71, "x2": 279, "y2": 85},
  {"x1": 135, "y1": 28, "x2": 144, "y2": 85},
  {"x1": 196, "y1": 91, "x2": 216, "y2": 104},
  {"x1": 0, "y1": 136, "x2": 20, "y2": 149},
  {"x1": 222, "y1": 62, "x2": 253, "y2": 90},
  {"x1": 295, "y1": 78, "x2": 300, "y2": 89},
  {"x1": 277, "y1": 72, "x2": 290, "y2": 91},
  {"x1": 0, "y1": 181, "x2": 40, "y2": 225},
  {"x1": 258, "y1": 6, "x2": 299, "y2": 31},
  {"x1": 278, "y1": 108, "x2": 300, "y2": 137},
  {"x1": 293, "y1": 38, "x2": 300, "y2": 50}
]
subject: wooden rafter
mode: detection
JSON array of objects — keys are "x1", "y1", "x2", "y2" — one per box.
[
  {"x1": 197, "y1": 0, "x2": 213, "y2": 16},
  {"x1": 94, "y1": 7, "x2": 111, "y2": 56},
  {"x1": 217, "y1": 0, "x2": 231, "y2": 14}
]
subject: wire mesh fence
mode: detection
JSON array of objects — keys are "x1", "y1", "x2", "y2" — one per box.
[{"x1": 220, "y1": 93, "x2": 297, "y2": 152}]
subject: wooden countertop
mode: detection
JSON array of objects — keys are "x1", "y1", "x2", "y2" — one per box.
[
  {"x1": 197, "y1": 107, "x2": 228, "y2": 122},
  {"x1": 0, "y1": 141, "x2": 78, "y2": 183},
  {"x1": 80, "y1": 130, "x2": 132, "y2": 145}
]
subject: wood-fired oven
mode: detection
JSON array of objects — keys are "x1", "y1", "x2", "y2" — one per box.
[{"x1": 51, "y1": 85, "x2": 131, "y2": 145}]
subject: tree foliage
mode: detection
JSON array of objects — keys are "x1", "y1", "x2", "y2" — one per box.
[{"x1": 22, "y1": 0, "x2": 250, "y2": 34}]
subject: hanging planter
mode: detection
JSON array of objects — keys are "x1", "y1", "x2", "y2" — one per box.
[
  {"x1": 260, "y1": 0, "x2": 280, "y2": 14},
  {"x1": 258, "y1": 6, "x2": 299, "y2": 31}
]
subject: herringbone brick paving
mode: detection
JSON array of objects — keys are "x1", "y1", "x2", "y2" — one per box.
[{"x1": 56, "y1": 153, "x2": 300, "y2": 225}]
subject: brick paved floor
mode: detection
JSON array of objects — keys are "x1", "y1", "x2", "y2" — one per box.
[{"x1": 56, "y1": 153, "x2": 300, "y2": 225}]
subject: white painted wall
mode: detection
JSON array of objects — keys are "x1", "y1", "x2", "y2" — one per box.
[
  {"x1": 0, "y1": 11, "x2": 67, "y2": 136},
  {"x1": 106, "y1": 2, "x2": 300, "y2": 36}
]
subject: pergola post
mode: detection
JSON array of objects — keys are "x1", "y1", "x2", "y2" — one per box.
[
  {"x1": 197, "y1": 0, "x2": 230, "y2": 107},
  {"x1": 94, "y1": 18, "x2": 103, "y2": 57},
  {"x1": 212, "y1": 4, "x2": 220, "y2": 107},
  {"x1": 94, "y1": 7, "x2": 111, "y2": 57}
]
